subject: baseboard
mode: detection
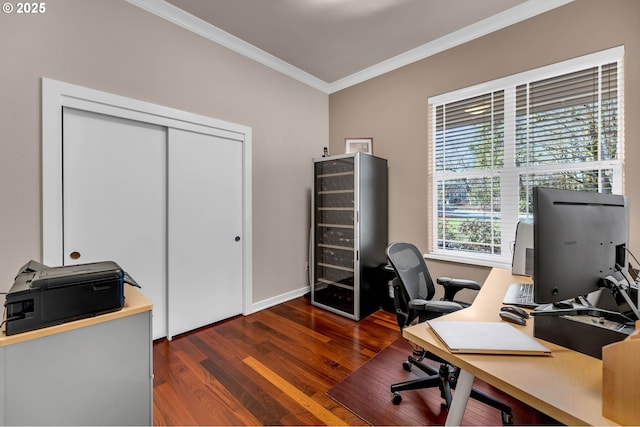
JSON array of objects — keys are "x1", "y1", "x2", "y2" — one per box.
[{"x1": 248, "y1": 285, "x2": 310, "y2": 314}]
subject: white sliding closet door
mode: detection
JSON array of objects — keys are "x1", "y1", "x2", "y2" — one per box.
[
  {"x1": 168, "y1": 129, "x2": 243, "y2": 337},
  {"x1": 45, "y1": 79, "x2": 251, "y2": 341},
  {"x1": 62, "y1": 108, "x2": 168, "y2": 339}
]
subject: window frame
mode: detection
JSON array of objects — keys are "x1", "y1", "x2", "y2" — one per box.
[{"x1": 427, "y1": 46, "x2": 625, "y2": 268}]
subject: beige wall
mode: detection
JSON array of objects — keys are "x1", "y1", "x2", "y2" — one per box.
[
  {"x1": 2, "y1": 0, "x2": 638, "y2": 308},
  {"x1": 0, "y1": 0, "x2": 328, "y2": 303},
  {"x1": 329, "y1": 0, "x2": 640, "y2": 285}
]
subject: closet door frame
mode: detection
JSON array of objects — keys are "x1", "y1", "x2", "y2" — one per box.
[{"x1": 41, "y1": 77, "x2": 253, "y2": 317}]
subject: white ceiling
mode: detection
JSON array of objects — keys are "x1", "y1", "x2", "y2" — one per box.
[{"x1": 129, "y1": 0, "x2": 573, "y2": 93}]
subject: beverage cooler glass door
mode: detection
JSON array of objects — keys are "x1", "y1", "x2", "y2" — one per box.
[{"x1": 312, "y1": 156, "x2": 357, "y2": 317}]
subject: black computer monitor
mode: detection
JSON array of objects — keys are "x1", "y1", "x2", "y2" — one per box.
[{"x1": 533, "y1": 187, "x2": 627, "y2": 305}]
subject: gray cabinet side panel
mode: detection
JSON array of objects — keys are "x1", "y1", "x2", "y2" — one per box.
[
  {"x1": 358, "y1": 154, "x2": 388, "y2": 267},
  {"x1": 4, "y1": 312, "x2": 151, "y2": 426}
]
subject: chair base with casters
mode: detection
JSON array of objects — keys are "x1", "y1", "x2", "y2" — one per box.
[
  {"x1": 390, "y1": 348, "x2": 453, "y2": 406},
  {"x1": 390, "y1": 348, "x2": 514, "y2": 425},
  {"x1": 385, "y1": 242, "x2": 514, "y2": 425}
]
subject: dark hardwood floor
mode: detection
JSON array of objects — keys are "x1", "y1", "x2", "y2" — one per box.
[
  {"x1": 153, "y1": 296, "x2": 399, "y2": 425},
  {"x1": 152, "y1": 296, "x2": 549, "y2": 426}
]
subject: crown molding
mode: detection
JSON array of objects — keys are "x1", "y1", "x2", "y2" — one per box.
[
  {"x1": 127, "y1": 0, "x2": 332, "y2": 93},
  {"x1": 128, "y1": 0, "x2": 574, "y2": 95},
  {"x1": 327, "y1": 0, "x2": 575, "y2": 93}
]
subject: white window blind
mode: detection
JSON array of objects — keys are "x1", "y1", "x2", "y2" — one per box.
[{"x1": 429, "y1": 47, "x2": 624, "y2": 267}]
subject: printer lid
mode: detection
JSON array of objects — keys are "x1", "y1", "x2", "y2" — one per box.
[
  {"x1": 30, "y1": 261, "x2": 123, "y2": 289},
  {"x1": 6, "y1": 261, "x2": 123, "y2": 296}
]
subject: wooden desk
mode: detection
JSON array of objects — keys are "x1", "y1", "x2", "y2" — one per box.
[
  {"x1": 0, "y1": 286, "x2": 153, "y2": 426},
  {"x1": 403, "y1": 267, "x2": 618, "y2": 426}
]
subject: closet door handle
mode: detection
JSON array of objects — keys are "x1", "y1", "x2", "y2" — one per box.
[{"x1": 235, "y1": 236, "x2": 241, "y2": 242}]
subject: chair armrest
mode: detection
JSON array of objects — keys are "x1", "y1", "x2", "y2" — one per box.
[
  {"x1": 408, "y1": 299, "x2": 464, "y2": 314},
  {"x1": 437, "y1": 277, "x2": 481, "y2": 301}
]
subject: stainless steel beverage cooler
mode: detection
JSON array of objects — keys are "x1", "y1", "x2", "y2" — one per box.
[{"x1": 311, "y1": 152, "x2": 388, "y2": 320}]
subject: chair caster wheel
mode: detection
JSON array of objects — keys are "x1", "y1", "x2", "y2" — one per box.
[
  {"x1": 402, "y1": 361, "x2": 412, "y2": 371},
  {"x1": 392, "y1": 392, "x2": 402, "y2": 405},
  {"x1": 501, "y1": 411, "x2": 513, "y2": 425}
]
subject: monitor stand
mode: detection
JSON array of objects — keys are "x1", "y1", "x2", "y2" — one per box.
[
  {"x1": 531, "y1": 271, "x2": 640, "y2": 324},
  {"x1": 531, "y1": 282, "x2": 637, "y2": 359},
  {"x1": 532, "y1": 302, "x2": 633, "y2": 325},
  {"x1": 599, "y1": 273, "x2": 640, "y2": 321}
]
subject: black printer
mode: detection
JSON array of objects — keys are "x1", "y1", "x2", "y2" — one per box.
[{"x1": 3, "y1": 260, "x2": 126, "y2": 335}]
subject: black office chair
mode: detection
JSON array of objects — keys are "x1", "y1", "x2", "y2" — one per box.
[{"x1": 386, "y1": 242, "x2": 513, "y2": 425}]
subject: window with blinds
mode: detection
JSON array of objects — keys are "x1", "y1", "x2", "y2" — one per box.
[{"x1": 429, "y1": 47, "x2": 624, "y2": 267}]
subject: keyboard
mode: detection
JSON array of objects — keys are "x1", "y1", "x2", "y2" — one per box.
[{"x1": 503, "y1": 283, "x2": 538, "y2": 308}]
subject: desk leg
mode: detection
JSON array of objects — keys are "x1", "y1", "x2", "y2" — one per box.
[{"x1": 445, "y1": 369, "x2": 474, "y2": 426}]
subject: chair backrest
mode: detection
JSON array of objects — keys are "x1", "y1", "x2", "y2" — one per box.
[{"x1": 386, "y1": 242, "x2": 437, "y2": 329}]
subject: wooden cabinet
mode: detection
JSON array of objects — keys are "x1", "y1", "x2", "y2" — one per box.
[{"x1": 311, "y1": 153, "x2": 388, "y2": 320}]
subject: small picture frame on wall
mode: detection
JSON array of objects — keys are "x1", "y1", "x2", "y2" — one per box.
[{"x1": 345, "y1": 137, "x2": 373, "y2": 155}]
